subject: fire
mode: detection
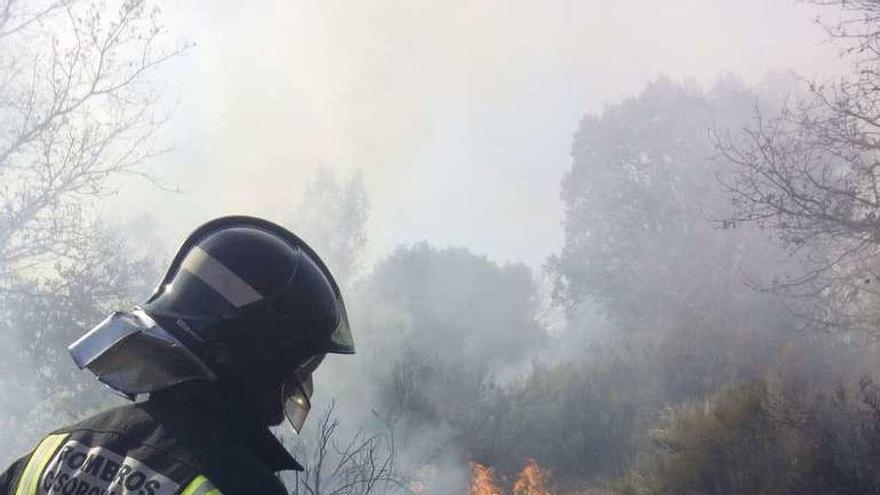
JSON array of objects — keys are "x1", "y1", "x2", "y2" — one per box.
[
  {"x1": 512, "y1": 459, "x2": 553, "y2": 495},
  {"x1": 467, "y1": 459, "x2": 554, "y2": 495},
  {"x1": 468, "y1": 462, "x2": 503, "y2": 495}
]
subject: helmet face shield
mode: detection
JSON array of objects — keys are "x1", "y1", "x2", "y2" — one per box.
[
  {"x1": 281, "y1": 354, "x2": 324, "y2": 432},
  {"x1": 282, "y1": 373, "x2": 312, "y2": 433},
  {"x1": 68, "y1": 310, "x2": 217, "y2": 398},
  {"x1": 326, "y1": 298, "x2": 355, "y2": 354}
]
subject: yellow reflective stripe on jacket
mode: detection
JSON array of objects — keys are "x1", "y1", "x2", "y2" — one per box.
[
  {"x1": 14, "y1": 433, "x2": 69, "y2": 495},
  {"x1": 180, "y1": 474, "x2": 222, "y2": 495}
]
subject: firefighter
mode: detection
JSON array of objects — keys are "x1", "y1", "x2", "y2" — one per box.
[{"x1": 0, "y1": 216, "x2": 355, "y2": 495}]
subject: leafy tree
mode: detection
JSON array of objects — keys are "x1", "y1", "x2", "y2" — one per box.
[
  {"x1": 0, "y1": 222, "x2": 159, "y2": 458},
  {"x1": 549, "y1": 78, "x2": 794, "y2": 402},
  {"x1": 550, "y1": 77, "x2": 773, "y2": 330},
  {"x1": 346, "y1": 243, "x2": 545, "y2": 491},
  {"x1": 360, "y1": 243, "x2": 544, "y2": 376},
  {"x1": 292, "y1": 169, "x2": 369, "y2": 287}
]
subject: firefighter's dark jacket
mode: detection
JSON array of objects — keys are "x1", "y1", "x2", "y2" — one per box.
[{"x1": 0, "y1": 394, "x2": 301, "y2": 495}]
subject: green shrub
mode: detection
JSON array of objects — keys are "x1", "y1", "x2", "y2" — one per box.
[{"x1": 617, "y1": 378, "x2": 880, "y2": 495}]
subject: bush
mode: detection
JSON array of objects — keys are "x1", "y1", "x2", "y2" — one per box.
[{"x1": 617, "y1": 378, "x2": 880, "y2": 495}]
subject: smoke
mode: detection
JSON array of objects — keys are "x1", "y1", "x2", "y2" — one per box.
[
  {"x1": 100, "y1": 0, "x2": 841, "y2": 268},
  {"x1": 0, "y1": 1, "x2": 857, "y2": 494}
]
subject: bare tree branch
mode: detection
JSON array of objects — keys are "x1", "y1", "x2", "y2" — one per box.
[
  {"x1": 0, "y1": 0, "x2": 67, "y2": 40},
  {"x1": 0, "y1": 0, "x2": 188, "y2": 278},
  {"x1": 291, "y1": 401, "x2": 413, "y2": 495},
  {"x1": 713, "y1": 2, "x2": 880, "y2": 337}
]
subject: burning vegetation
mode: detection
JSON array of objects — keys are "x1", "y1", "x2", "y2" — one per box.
[
  {"x1": 513, "y1": 459, "x2": 554, "y2": 495},
  {"x1": 468, "y1": 459, "x2": 554, "y2": 495},
  {"x1": 468, "y1": 463, "x2": 503, "y2": 495}
]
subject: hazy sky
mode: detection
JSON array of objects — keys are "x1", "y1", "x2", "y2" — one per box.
[{"x1": 104, "y1": 0, "x2": 842, "y2": 267}]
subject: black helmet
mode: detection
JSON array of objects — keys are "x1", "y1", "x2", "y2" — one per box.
[{"x1": 69, "y1": 216, "x2": 354, "y2": 432}]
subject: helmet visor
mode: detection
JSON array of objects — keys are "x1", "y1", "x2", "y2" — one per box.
[
  {"x1": 281, "y1": 354, "x2": 324, "y2": 432},
  {"x1": 326, "y1": 297, "x2": 355, "y2": 354},
  {"x1": 69, "y1": 309, "x2": 217, "y2": 398}
]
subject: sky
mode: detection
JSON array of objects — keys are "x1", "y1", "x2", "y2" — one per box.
[{"x1": 103, "y1": 0, "x2": 844, "y2": 268}]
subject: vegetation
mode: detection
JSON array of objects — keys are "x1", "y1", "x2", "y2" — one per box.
[
  {"x1": 0, "y1": 0, "x2": 178, "y2": 454},
  {"x1": 7, "y1": 1, "x2": 880, "y2": 494}
]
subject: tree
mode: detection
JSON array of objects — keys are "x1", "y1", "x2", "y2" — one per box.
[
  {"x1": 0, "y1": 224, "x2": 158, "y2": 456},
  {"x1": 717, "y1": 1, "x2": 880, "y2": 337},
  {"x1": 342, "y1": 244, "x2": 545, "y2": 491},
  {"x1": 0, "y1": 0, "x2": 183, "y2": 460},
  {"x1": 550, "y1": 78, "x2": 775, "y2": 329},
  {"x1": 548, "y1": 78, "x2": 794, "y2": 401},
  {"x1": 0, "y1": 0, "x2": 185, "y2": 277},
  {"x1": 292, "y1": 169, "x2": 369, "y2": 287},
  {"x1": 359, "y1": 243, "x2": 545, "y2": 376}
]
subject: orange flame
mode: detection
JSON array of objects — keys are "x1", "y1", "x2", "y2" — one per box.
[
  {"x1": 468, "y1": 462, "x2": 503, "y2": 495},
  {"x1": 467, "y1": 459, "x2": 554, "y2": 495},
  {"x1": 512, "y1": 459, "x2": 553, "y2": 495}
]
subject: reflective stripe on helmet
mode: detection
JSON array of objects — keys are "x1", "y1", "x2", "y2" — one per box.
[
  {"x1": 14, "y1": 433, "x2": 69, "y2": 495},
  {"x1": 181, "y1": 474, "x2": 223, "y2": 495},
  {"x1": 181, "y1": 246, "x2": 263, "y2": 308}
]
